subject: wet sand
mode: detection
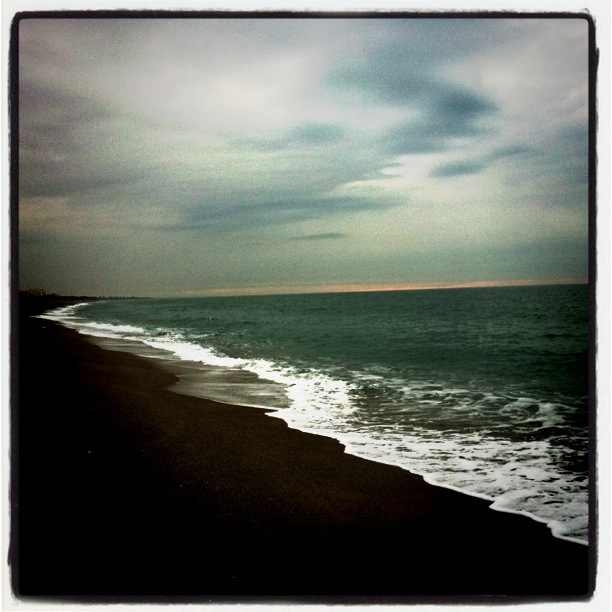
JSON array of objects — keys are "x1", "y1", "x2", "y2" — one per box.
[{"x1": 11, "y1": 297, "x2": 593, "y2": 601}]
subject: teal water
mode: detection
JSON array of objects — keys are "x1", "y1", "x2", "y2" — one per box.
[{"x1": 42, "y1": 284, "x2": 590, "y2": 543}]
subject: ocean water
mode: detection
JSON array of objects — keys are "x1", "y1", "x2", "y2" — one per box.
[{"x1": 40, "y1": 284, "x2": 590, "y2": 544}]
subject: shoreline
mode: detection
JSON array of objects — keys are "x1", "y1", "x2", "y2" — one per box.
[
  {"x1": 107, "y1": 332, "x2": 589, "y2": 547},
  {"x1": 40, "y1": 300, "x2": 589, "y2": 547},
  {"x1": 12, "y1": 298, "x2": 593, "y2": 600}
]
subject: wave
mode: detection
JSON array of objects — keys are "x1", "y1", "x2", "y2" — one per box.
[
  {"x1": 37, "y1": 302, "x2": 91, "y2": 320},
  {"x1": 37, "y1": 302, "x2": 589, "y2": 545}
]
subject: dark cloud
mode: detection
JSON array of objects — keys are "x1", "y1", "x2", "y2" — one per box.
[
  {"x1": 242, "y1": 122, "x2": 345, "y2": 151},
  {"x1": 155, "y1": 193, "x2": 399, "y2": 233},
  {"x1": 290, "y1": 123, "x2": 345, "y2": 145},
  {"x1": 289, "y1": 232, "x2": 347, "y2": 241},
  {"x1": 20, "y1": 80, "x2": 113, "y2": 127},
  {"x1": 329, "y1": 28, "x2": 500, "y2": 156},
  {"x1": 430, "y1": 143, "x2": 531, "y2": 178},
  {"x1": 432, "y1": 87, "x2": 497, "y2": 122},
  {"x1": 329, "y1": 19, "x2": 509, "y2": 107},
  {"x1": 488, "y1": 145, "x2": 531, "y2": 160},
  {"x1": 20, "y1": 166, "x2": 147, "y2": 198},
  {"x1": 380, "y1": 86, "x2": 497, "y2": 155},
  {"x1": 553, "y1": 123, "x2": 588, "y2": 185},
  {"x1": 333, "y1": 59, "x2": 497, "y2": 121},
  {"x1": 19, "y1": 79, "x2": 151, "y2": 198},
  {"x1": 495, "y1": 123, "x2": 587, "y2": 199},
  {"x1": 368, "y1": 19, "x2": 520, "y2": 69},
  {"x1": 430, "y1": 160, "x2": 487, "y2": 178}
]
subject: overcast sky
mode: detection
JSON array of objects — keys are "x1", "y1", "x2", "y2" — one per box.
[{"x1": 18, "y1": 17, "x2": 589, "y2": 296}]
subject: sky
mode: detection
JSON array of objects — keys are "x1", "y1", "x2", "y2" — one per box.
[{"x1": 18, "y1": 17, "x2": 590, "y2": 297}]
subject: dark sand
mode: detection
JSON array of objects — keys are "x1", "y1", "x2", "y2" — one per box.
[{"x1": 11, "y1": 297, "x2": 593, "y2": 601}]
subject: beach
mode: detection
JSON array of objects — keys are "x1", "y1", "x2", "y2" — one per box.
[{"x1": 11, "y1": 297, "x2": 592, "y2": 601}]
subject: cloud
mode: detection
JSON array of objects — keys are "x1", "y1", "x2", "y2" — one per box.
[
  {"x1": 328, "y1": 23, "x2": 500, "y2": 157},
  {"x1": 19, "y1": 78, "x2": 153, "y2": 198},
  {"x1": 241, "y1": 122, "x2": 346, "y2": 151},
  {"x1": 552, "y1": 123, "x2": 589, "y2": 185},
  {"x1": 328, "y1": 19, "x2": 519, "y2": 105},
  {"x1": 158, "y1": 191, "x2": 400, "y2": 233},
  {"x1": 488, "y1": 145, "x2": 531, "y2": 160},
  {"x1": 430, "y1": 143, "x2": 531, "y2": 178},
  {"x1": 20, "y1": 80, "x2": 113, "y2": 128},
  {"x1": 289, "y1": 232, "x2": 347, "y2": 241},
  {"x1": 430, "y1": 160, "x2": 487, "y2": 178},
  {"x1": 287, "y1": 123, "x2": 345, "y2": 145},
  {"x1": 380, "y1": 86, "x2": 497, "y2": 155}
]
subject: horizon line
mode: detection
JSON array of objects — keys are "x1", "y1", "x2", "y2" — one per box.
[
  {"x1": 157, "y1": 277, "x2": 587, "y2": 298},
  {"x1": 24, "y1": 277, "x2": 588, "y2": 299}
]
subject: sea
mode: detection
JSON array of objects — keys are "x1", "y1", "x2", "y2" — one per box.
[{"x1": 40, "y1": 283, "x2": 590, "y2": 544}]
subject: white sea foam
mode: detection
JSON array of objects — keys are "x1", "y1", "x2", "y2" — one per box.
[
  {"x1": 142, "y1": 337, "x2": 246, "y2": 369},
  {"x1": 38, "y1": 303, "x2": 589, "y2": 545},
  {"x1": 77, "y1": 321, "x2": 148, "y2": 334},
  {"x1": 38, "y1": 303, "x2": 149, "y2": 339},
  {"x1": 141, "y1": 335, "x2": 356, "y2": 422},
  {"x1": 38, "y1": 302, "x2": 91, "y2": 321}
]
